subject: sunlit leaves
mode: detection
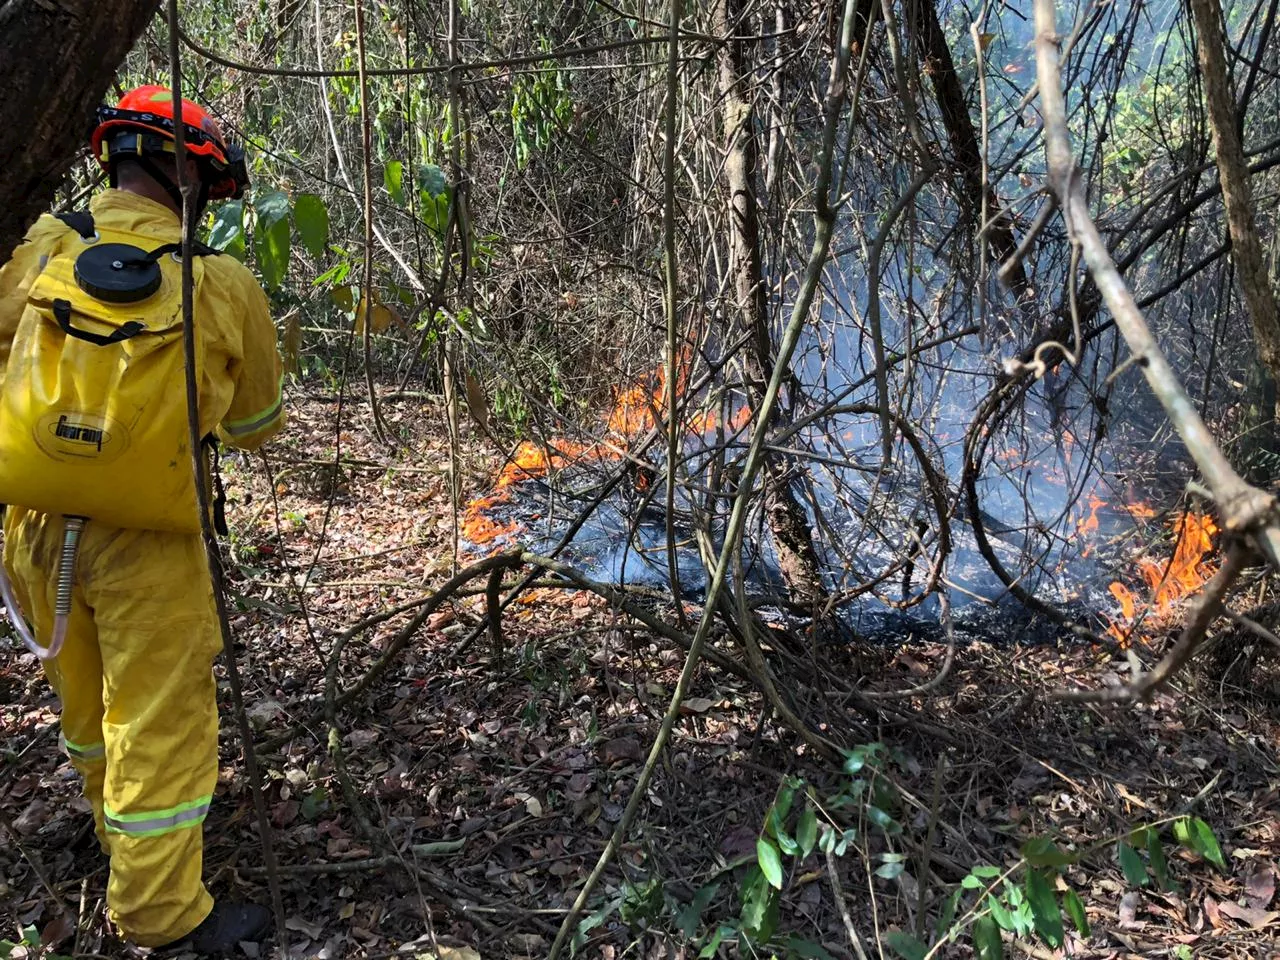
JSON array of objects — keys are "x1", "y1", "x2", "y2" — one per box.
[
  {"x1": 207, "y1": 200, "x2": 245, "y2": 261},
  {"x1": 253, "y1": 189, "x2": 291, "y2": 290},
  {"x1": 293, "y1": 193, "x2": 330, "y2": 259}
]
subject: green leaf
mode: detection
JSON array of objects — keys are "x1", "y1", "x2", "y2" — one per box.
[
  {"x1": 740, "y1": 868, "x2": 778, "y2": 943},
  {"x1": 1024, "y1": 869, "x2": 1064, "y2": 948},
  {"x1": 384, "y1": 159, "x2": 405, "y2": 206},
  {"x1": 698, "y1": 924, "x2": 734, "y2": 958},
  {"x1": 293, "y1": 193, "x2": 330, "y2": 259},
  {"x1": 797, "y1": 807, "x2": 818, "y2": 858},
  {"x1": 253, "y1": 190, "x2": 291, "y2": 290},
  {"x1": 987, "y1": 894, "x2": 1016, "y2": 932},
  {"x1": 867, "y1": 805, "x2": 896, "y2": 832},
  {"x1": 1117, "y1": 842, "x2": 1149, "y2": 887},
  {"x1": 1021, "y1": 835, "x2": 1075, "y2": 869},
  {"x1": 1062, "y1": 888, "x2": 1090, "y2": 937},
  {"x1": 1174, "y1": 945, "x2": 1193, "y2": 960},
  {"x1": 972, "y1": 915, "x2": 1004, "y2": 960},
  {"x1": 1172, "y1": 818, "x2": 1193, "y2": 847},
  {"x1": 1146, "y1": 829, "x2": 1174, "y2": 891},
  {"x1": 819, "y1": 823, "x2": 836, "y2": 854},
  {"x1": 875, "y1": 860, "x2": 905, "y2": 880},
  {"x1": 757, "y1": 837, "x2": 784, "y2": 890},
  {"x1": 419, "y1": 162, "x2": 449, "y2": 198},
  {"x1": 1189, "y1": 818, "x2": 1227, "y2": 871},
  {"x1": 572, "y1": 896, "x2": 620, "y2": 954},
  {"x1": 676, "y1": 883, "x2": 719, "y2": 939},
  {"x1": 207, "y1": 200, "x2": 245, "y2": 261},
  {"x1": 255, "y1": 188, "x2": 291, "y2": 228},
  {"x1": 775, "y1": 784, "x2": 796, "y2": 821},
  {"x1": 884, "y1": 931, "x2": 927, "y2": 960},
  {"x1": 767, "y1": 805, "x2": 798, "y2": 855}
]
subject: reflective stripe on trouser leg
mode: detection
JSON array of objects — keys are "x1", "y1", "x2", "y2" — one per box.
[
  {"x1": 86, "y1": 527, "x2": 222, "y2": 948},
  {"x1": 5, "y1": 509, "x2": 109, "y2": 853}
]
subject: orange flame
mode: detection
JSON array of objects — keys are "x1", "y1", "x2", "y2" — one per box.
[
  {"x1": 1104, "y1": 511, "x2": 1218, "y2": 644},
  {"x1": 462, "y1": 356, "x2": 751, "y2": 546}
]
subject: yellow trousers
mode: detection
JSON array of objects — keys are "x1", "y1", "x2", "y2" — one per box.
[{"x1": 3, "y1": 509, "x2": 220, "y2": 946}]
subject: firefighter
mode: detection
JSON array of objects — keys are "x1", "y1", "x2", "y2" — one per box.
[{"x1": 0, "y1": 86, "x2": 283, "y2": 952}]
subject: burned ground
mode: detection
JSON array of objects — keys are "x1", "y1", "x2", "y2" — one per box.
[{"x1": 2, "y1": 394, "x2": 1279, "y2": 959}]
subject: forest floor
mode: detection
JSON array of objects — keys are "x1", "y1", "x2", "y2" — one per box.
[{"x1": 2, "y1": 392, "x2": 1280, "y2": 960}]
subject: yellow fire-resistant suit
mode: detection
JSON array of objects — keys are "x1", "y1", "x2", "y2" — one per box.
[{"x1": 0, "y1": 190, "x2": 284, "y2": 946}]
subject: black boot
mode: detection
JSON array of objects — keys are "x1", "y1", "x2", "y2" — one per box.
[{"x1": 179, "y1": 902, "x2": 272, "y2": 955}]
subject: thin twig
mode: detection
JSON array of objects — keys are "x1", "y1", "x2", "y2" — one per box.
[{"x1": 166, "y1": 3, "x2": 286, "y2": 946}]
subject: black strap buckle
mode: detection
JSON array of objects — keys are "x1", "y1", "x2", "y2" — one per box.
[{"x1": 203, "y1": 435, "x2": 229, "y2": 537}]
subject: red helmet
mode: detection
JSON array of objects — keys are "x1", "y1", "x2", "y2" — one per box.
[{"x1": 91, "y1": 85, "x2": 249, "y2": 201}]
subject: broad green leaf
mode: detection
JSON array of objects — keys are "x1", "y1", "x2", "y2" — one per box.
[
  {"x1": 972, "y1": 915, "x2": 1004, "y2": 960},
  {"x1": 1146, "y1": 829, "x2": 1174, "y2": 890},
  {"x1": 254, "y1": 189, "x2": 290, "y2": 228},
  {"x1": 1189, "y1": 818, "x2": 1227, "y2": 871},
  {"x1": 676, "y1": 883, "x2": 720, "y2": 939},
  {"x1": 986, "y1": 894, "x2": 1016, "y2": 932},
  {"x1": 843, "y1": 751, "x2": 867, "y2": 775},
  {"x1": 255, "y1": 214, "x2": 290, "y2": 289},
  {"x1": 867, "y1": 805, "x2": 896, "y2": 831},
  {"x1": 384, "y1": 159, "x2": 405, "y2": 206},
  {"x1": 253, "y1": 190, "x2": 291, "y2": 290},
  {"x1": 1117, "y1": 842, "x2": 1149, "y2": 887},
  {"x1": 572, "y1": 896, "x2": 620, "y2": 955},
  {"x1": 797, "y1": 807, "x2": 818, "y2": 858},
  {"x1": 420, "y1": 162, "x2": 449, "y2": 197},
  {"x1": 767, "y1": 805, "x2": 798, "y2": 855},
  {"x1": 1021, "y1": 835, "x2": 1075, "y2": 868},
  {"x1": 207, "y1": 200, "x2": 245, "y2": 261},
  {"x1": 970, "y1": 865, "x2": 1003, "y2": 880},
  {"x1": 1061, "y1": 888, "x2": 1090, "y2": 937},
  {"x1": 696, "y1": 924, "x2": 728, "y2": 959},
  {"x1": 1174, "y1": 946, "x2": 1193, "y2": 960},
  {"x1": 740, "y1": 868, "x2": 778, "y2": 943},
  {"x1": 757, "y1": 837, "x2": 784, "y2": 890},
  {"x1": 884, "y1": 930, "x2": 927, "y2": 960},
  {"x1": 1024, "y1": 869, "x2": 1064, "y2": 948},
  {"x1": 875, "y1": 860, "x2": 905, "y2": 880},
  {"x1": 819, "y1": 824, "x2": 836, "y2": 855},
  {"x1": 775, "y1": 785, "x2": 796, "y2": 821},
  {"x1": 293, "y1": 193, "x2": 329, "y2": 259}
]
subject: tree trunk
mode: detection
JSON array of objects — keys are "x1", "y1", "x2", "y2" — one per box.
[
  {"x1": 0, "y1": 0, "x2": 160, "y2": 264},
  {"x1": 1188, "y1": 0, "x2": 1280, "y2": 386},
  {"x1": 912, "y1": 0, "x2": 1029, "y2": 298},
  {"x1": 715, "y1": 0, "x2": 829, "y2": 609}
]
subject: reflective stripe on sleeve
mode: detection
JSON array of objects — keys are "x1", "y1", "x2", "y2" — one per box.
[
  {"x1": 223, "y1": 376, "x2": 284, "y2": 437},
  {"x1": 61, "y1": 735, "x2": 106, "y2": 762},
  {"x1": 103, "y1": 795, "x2": 212, "y2": 838}
]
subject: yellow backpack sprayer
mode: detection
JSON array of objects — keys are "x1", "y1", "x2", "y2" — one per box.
[{"x1": 0, "y1": 211, "x2": 221, "y2": 659}]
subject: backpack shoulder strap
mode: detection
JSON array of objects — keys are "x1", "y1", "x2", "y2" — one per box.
[{"x1": 53, "y1": 211, "x2": 97, "y2": 241}]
